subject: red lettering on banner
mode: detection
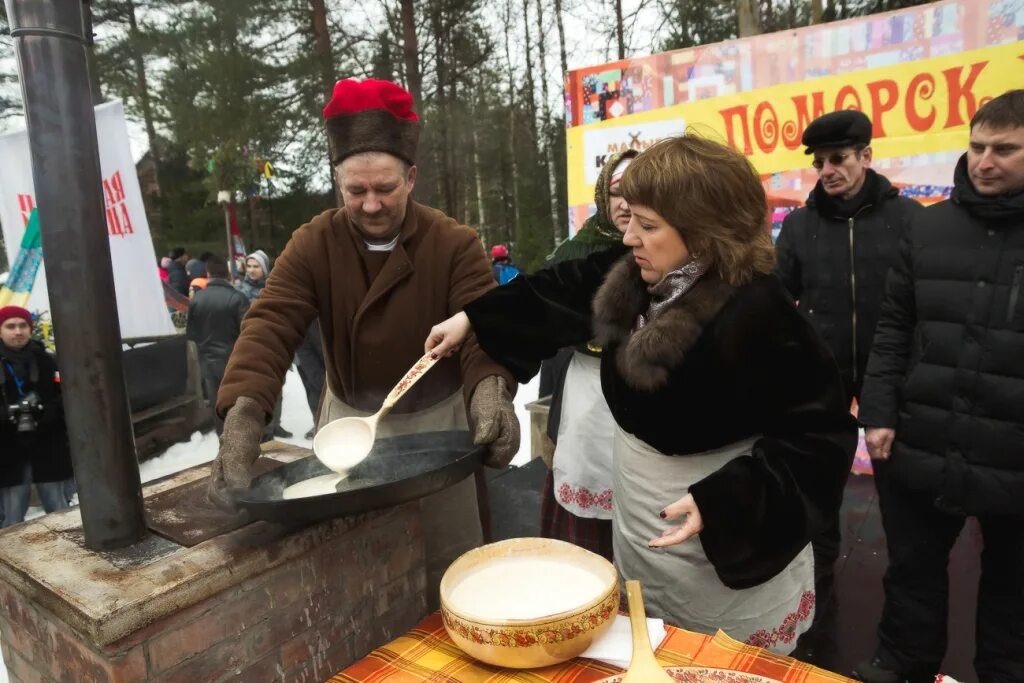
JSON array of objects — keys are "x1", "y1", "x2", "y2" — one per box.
[
  {"x1": 905, "y1": 73, "x2": 937, "y2": 131},
  {"x1": 102, "y1": 171, "x2": 133, "y2": 238},
  {"x1": 834, "y1": 85, "x2": 863, "y2": 112},
  {"x1": 119, "y1": 203, "x2": 134, "y2": 235},
  {"x1": 719, "y1": 105, "x2": 753, "y2": 155},
  {"x1": 753, "y1": 101, "x2": 779, "y2": 153},
  {"x1": 943, "y1": 62, "x2": 987, "y2": 128},
  {"x1": 866, "y1": 79, "x2": 899, "y2": 138},
  {"x1": 17, "y1": 194, "x2": 35, "y2": 227},
  {"x1": 782, "y1": 92, "x2": 826, "y2": 150}
]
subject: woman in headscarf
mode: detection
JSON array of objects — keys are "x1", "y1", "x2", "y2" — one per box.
[
  {"x1": 425, "y1": 135, "x2": 855, "y2": 653},
  {"x1": 537, "y1": 149, "x2": 637, "y2": 561}
]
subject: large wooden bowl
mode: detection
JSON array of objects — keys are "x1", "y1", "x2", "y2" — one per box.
[{"x1": 440, "y1": 537, "x2": 619, "y2": 669}]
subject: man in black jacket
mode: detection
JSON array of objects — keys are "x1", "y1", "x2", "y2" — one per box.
[
  {"x1": 186, "y1": 256, "x2": 249, "y2": 435},
  {"x1": 855, "y1": 90, "x2": 1024, "y2": 683},
  {"x1": 0, "y1": 306, "x2": 74, "y2": 527},
  {"x1": 166, "y1": 247, "x2": 190, "y2": 297},
  {"x1": 775, "y1": 110, "x2": 923, "y2": 622}
]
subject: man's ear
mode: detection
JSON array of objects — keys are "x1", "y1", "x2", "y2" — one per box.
[
  {"x1": 862, "y1": 146, "x2": 873, "y2": 166},
  {"x1": 407, "y1": 165, "x2": 418, "y2": 191}
]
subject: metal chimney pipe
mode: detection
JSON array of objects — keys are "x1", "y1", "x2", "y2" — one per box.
[{"x1": 5, "y1": 0, "x2": 146, "y2": 550}]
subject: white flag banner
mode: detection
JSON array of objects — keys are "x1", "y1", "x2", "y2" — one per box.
[{"x1": 0, "y1": 100, "x2": 175, "y2": 338}]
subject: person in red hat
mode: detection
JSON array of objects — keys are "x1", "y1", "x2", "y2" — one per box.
[
  {"x1": 210, "y1": 78, "x2": 519, "y2": 605},
  {"x1": 489, "y1": 244, "x2": 520, "y2": 285},
  {"x1": 0, "y1": 306, "x2": 75, "y2": 527}
]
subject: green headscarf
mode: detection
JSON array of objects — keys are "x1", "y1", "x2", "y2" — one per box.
[{"x1": 547, "y1": 149, "x2": 639, "y2": 265}]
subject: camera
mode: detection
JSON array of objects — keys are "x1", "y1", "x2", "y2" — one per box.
[{"x1": 7, "y1": 392, "x2": 42, "y2": 433}]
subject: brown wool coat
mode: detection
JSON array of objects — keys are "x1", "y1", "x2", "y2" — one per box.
[{"x1": 217, "y1": 200, "x2": 514, "y2": 420}]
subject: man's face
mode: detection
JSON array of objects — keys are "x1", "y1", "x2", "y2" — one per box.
[
  {"x1": 0, "y1": 318, "x2": 31, "y2": 350},
  {"x1": 607, "y1": 186, "x2": 631, "y2": 233},
  {"x1": 967, "y1": 123, "x2": 1024, "y2": 197},
  {"x1": 812, "y1": 145, "x2": 872, "y2": 199},
  {"x1": 336, "y1": 153, "x2": 417, "y2": 240},
  {"x1": 245, "y1": 258, "x2": 265, "y2": 281}
]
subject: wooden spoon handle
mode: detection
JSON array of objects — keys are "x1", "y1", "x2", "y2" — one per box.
[
  {"x1": 380, "y1": 352, "x2": 441, "y2": 415},
  {"x1": 625, "y1": 580, "x2": 660, "y2": 667}
]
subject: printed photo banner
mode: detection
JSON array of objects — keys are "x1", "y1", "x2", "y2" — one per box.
[
  {"x1": 0, "y1": 100, "x2": 175, "y2": 339},
  {"x1": 563, "y1": 0, "x2": 1024, "y2": 231}
]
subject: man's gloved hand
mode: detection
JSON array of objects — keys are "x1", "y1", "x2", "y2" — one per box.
[
  {"x1": 469, "y1": 376, "x2": 520, "y2": 468},
  {"x1": 207, "y1": 396, "x2": 266, "y2": 509}
]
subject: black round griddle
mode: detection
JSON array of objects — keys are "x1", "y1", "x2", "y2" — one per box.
[{"x1": 235, "y1": 430, "x2": 485, "y2": 525}]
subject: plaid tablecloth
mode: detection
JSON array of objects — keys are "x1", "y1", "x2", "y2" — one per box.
[{"x1": 331, "y1": 612, "x2": 853, "y2": 682}]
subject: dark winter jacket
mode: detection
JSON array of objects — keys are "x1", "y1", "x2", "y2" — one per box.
[
  {"x1": 0, "y1": 340, "x2": 74, "y2": 487},
  {"x1": 465, "y1": 247, "x2": 856, "y2": 588},
  {"x1": 186, "y1": 279, "x2": 250, "y2": 373},
  {"x1": 235, "y1": 276, "x2": 265, "y2": 302},
  {"x1": 166, "y1": 260, "x2": 189, "y2": 297},
  {"x1": 775, "y1": 170, "x2": 923, "y2": 399},
  {"x1": 860, "y1": 155, "x2": 1024, "y2": 518}
]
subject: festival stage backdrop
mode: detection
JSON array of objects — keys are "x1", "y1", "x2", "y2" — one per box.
[{"x1": 563, "y1": 0, "x2": 1024, "y2": 238}]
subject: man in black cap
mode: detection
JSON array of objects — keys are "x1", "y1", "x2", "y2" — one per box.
[{"x1": 775, "y1": 110, "x2": 922, "y2": 661}]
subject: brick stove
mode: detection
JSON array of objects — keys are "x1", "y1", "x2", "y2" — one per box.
[{"x1": 0, "y1": 445, "x2": 429, "y2": 682}]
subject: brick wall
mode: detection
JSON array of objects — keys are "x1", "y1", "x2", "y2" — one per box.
[{"x1": 0, "y1": 503, "x2": 427, "y2": 683}]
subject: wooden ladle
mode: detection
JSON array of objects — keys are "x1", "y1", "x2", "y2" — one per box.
[
  {"x1": 312, "y1": 352, "x2": 440, "y2": 475},
  {"x1": 621, "y1": 580, "x2": 674, "y2": 683}
]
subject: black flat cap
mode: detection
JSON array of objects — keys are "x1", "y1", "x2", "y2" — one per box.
[{"x1": 802, "y1": 110, "x2": 872, "y2": 154}]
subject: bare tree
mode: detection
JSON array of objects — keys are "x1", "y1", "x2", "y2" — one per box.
[
  {"x1": 535, "y1": 0, "x2": 562, "y2": 244},
  {"x1": 553, "y1": 0, "x2": 569, "y2": 79},
  {"x1": 503, "y1": 0, "x2": 522, "y2": 243},
  {"x1": 399, "y1": 0, "x2": 422, "y2": 106},
  {"x1": 736, "y1": 0, "x2": 761, "y2": 36},
  {"x1": 613, "y1": 0, "x2": 625, "y2": 59},
  {"x1": 810, "y1": 0, "x2": 823, "y2": 24}
]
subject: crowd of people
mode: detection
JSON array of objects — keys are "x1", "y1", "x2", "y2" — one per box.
[{"x1": 2, "y1": 74, "x2": 1020, "y2": 683}]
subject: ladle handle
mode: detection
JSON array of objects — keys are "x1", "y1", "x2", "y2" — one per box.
[
  {"x1": 625, "y1": 580, "x2": 660, "y2": 668},
  {"x1": 380, "y1": 352, "x2": 441, "y2": 415}
]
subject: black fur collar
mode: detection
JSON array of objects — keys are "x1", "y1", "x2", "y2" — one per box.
[{"x1": 592, "y1": 255, "x2": 736, "y2": 391}]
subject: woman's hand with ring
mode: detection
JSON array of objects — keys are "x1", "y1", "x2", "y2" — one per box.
[{"x1": 648, "y1": 493, "x2": 703, "y2": 548}]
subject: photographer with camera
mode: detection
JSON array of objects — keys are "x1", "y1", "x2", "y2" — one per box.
[{"x1": 0, "y1": 306, "x2": 74, "y2": 528}]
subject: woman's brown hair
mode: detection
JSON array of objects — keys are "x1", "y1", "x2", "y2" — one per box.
[{"x1": 619, "y1": 134, "x2": 774, "y2": 287}]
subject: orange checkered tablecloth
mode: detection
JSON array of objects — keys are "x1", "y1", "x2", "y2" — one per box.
[{"x1": 331, "y1": 612, "x2": 853, "y2": 682}]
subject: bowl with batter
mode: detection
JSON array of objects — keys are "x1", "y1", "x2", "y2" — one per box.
[{"x1": 440, "y1": 537, "x2": 619, "y2": 668}]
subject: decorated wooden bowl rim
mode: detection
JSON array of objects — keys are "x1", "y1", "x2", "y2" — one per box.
[{"x1": 441, "y1": 591, "x2": 619, "y2": 649}]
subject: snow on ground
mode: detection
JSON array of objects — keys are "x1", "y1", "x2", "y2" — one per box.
[{"x1": 1, "y1": 367, "x2": 539, "y2": 679}]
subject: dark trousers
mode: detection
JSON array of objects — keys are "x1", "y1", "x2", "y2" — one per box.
[
  {"x1": 873, "y1": 460, "x2": 1024, "y2": 683},
  {"x1": 200, "y1": 359, "x2": 226, "y2": 436}
]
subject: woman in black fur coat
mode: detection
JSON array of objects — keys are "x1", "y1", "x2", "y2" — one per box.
[{"x1": 426, "y1": 135, "x2": 856, "y2": 653}]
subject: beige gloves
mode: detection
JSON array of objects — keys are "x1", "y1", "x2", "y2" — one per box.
[
  {"x1": 469, "y1": 376, "x2": 520, "y2": 468},
  {"x1": 207, "y1": 396, "x2": 265, "y2": 509}
]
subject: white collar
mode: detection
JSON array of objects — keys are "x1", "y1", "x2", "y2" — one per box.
[{"x1": 364, "y1": 234, "x2": 400, "y2": 252}]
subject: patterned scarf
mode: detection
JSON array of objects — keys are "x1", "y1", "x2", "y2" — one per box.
[{"x1": 637, "y1": 259, "x2": 710, "y2": 329}]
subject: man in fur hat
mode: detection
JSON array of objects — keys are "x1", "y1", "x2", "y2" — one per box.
[{"x1": 210, "y1": 78, "x2": 519, "y2": 603}]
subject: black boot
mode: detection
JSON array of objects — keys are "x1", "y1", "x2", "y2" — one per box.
[
  {"x1": 852, "y1": 657, "x2": 904, "y2": 683},
  {"x1": 272, "y1": 425, "x2": 293, "y2": 439}
]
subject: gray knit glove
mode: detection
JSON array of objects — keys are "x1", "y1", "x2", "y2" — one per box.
[
  {"x1": 469, "y1": 376, "x2": 520, "y2": 468},
  {"x1": 207, "y1": 396, "x2": 265, "y2": 509}
]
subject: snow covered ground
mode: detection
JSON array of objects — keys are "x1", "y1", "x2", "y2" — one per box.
[{"x1": 1, "y1": 368, "x2": 539, "y2": 681}]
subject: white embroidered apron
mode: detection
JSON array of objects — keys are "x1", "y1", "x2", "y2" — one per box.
[
  {"x1": 612, "y1": 426, "x2": 815, "y2": 655},
  {"x1": 319, "y1": 386, "x2": 483, "y2": 608},
  {"x1": 553, "y1": 352, "x2": 616, "y2": 519}
]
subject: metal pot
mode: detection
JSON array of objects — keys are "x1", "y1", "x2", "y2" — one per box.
[{"x1": 235, "y1": 430, "x2": 484, "y2": 526}]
